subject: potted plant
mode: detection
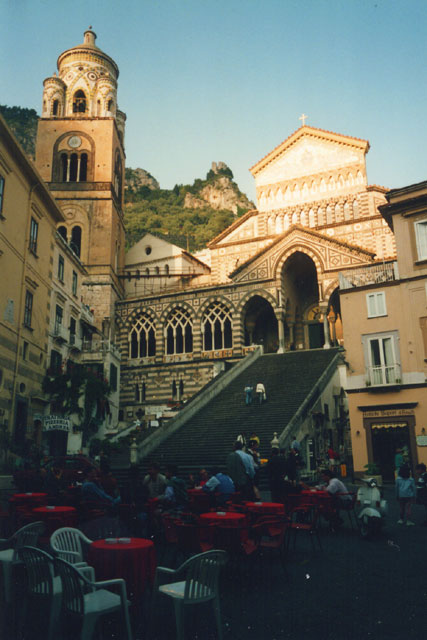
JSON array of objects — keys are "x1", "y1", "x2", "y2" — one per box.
[{"x1": 363, "y1": 462, "x2": 382, "y2": 486}]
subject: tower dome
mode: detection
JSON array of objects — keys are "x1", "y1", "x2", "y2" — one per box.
[{"x1": 42, "y1": 29, "x2": 121, "y2": 119}]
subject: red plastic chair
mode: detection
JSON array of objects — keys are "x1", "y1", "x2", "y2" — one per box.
[{"x1": 286, "y1": 506, "x2": 322, "y2": 553}]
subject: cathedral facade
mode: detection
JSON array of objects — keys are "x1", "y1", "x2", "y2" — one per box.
[
  {"x1": 27, "y1": 30, "x2": 397, "y2": 440},
  {"x1": 116, "y1": 126, "x2": 396, "y2": 425}
]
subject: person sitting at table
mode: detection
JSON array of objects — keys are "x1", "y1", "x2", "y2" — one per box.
[
  {"x1": 43, "y1": 461, "x2": 65, "y2": 502},
  {"x1": 142, "y1": 462, "x2": 168, "y2": 499},
  {"x1": 227, "y1": 441, "x2": 255, "y2": 501},
  {"x1": 319, "y1": 469, "x2": 352, "y2": 529},
  {"x1": 267, "y1": 448, "x2": 287, "y2": 502},
  {"x1": 99, "y1": 460, "x2": 120, "y2": 499},
  {"x1": 158, "y1": 465, "x2": 189, "y2": 510},
  {"x1": 81, "y1": 467, "x2": 121, "y2": 508},
  {"x1": 202, "y1": 468, "x2": 235, "y2": 506}
]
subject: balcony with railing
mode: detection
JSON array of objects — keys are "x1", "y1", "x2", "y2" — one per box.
[
  {"x1": 82, "y1": 338, "x2": 121, "y2": 360},
  {"x1": 339, "y1": 261, "x2": 399, "y2": 290},
  {"x1": 366, "y1": 363, "x2": 401, "y2": 387},
  {"x1": 80, "y1": 304, "x2": 95, "y2": 326},
  {"x1": 69, "y1": 334, "x2": 82, "y2": 351},
  {"x1": 53, "y1": 322, "x2": 68, "y2": 342}
]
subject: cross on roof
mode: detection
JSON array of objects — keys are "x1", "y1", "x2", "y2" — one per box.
[{"x1": 299, "y1": 113, "x2": 308, "y2": 126}]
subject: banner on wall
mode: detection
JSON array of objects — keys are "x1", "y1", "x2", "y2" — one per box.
[{"x1": 43, "y1": 415, "x2": 71, "y2": 432}]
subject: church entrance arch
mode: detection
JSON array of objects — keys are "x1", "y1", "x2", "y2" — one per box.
[
  {"x1": 281, "y1": 251, "x2": 321, "y2": 350},
  {"x1": 242, "y1": 295, "x2": 278, "y2": 353}
]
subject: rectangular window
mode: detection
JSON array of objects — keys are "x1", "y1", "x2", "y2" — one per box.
[
  {"x1": 58, "y1": 255, "x2": 64, "y2": 281},
  {"x1": 110, "y1": 363, "x2": 118, "y2": 391},
  {"x1": 24, "y1": 290, "x2": 33, "y2": 327},
  {"x1": 363, "y1": 331, "x2": 400, "y2": 386},
  {"x1": 50, "y1": 349, "x2": 62, "y2": 374},
  {"x1": 23, "y1": 341, "x2": 28, "y2": 360},
  {"x1": 55, "y1": 305, "x2": 63, "y2": 333},
  {"x1": 72, "y1": 270, "x2": 78, "y2": 296},
  {"x1": 366, "y1": 292, "x2": 386, "y2": 318},
  {"x1": 0, "y1": 175, "x2": 5, "y2": 216},
  {"x1": 69, "y1": 317, "x2": 76, "y2": 343},
  {"x1": 415, "y1": 219, "x2": 427, "y2": 261},
  {"x1": 29, "y1": 217, "x2": 38, "y2": 253}
]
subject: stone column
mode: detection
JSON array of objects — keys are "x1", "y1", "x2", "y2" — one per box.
[
  {"x1": 320, "y1": 304, "x2": 331, "y2": 349},
  {"x1": 276, "y1": 314, "x2": 285, "y2": 353}
]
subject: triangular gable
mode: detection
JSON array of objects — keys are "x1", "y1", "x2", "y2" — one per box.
[
  {"x1": 250, "y1": 126, "x2": 369, "y2": 188},
  {"x1": 208, "y1": 209, "x2": 258, "y2": 247},
  {"x1": 229, "y1": 225, "x2": 374, "y2": 283}
]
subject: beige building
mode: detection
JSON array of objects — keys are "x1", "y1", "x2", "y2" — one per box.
[
  {"x1": 341, "y1": 180, "x2": 427, "y2": 481},
  {"x1": 0, "y1": 113, "x2": 64, "y2": 452},
  {"x1": 116, "y1": 126, "x2": 395, "y2": 434}
]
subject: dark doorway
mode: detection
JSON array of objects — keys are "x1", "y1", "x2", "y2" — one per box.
[
  {"x1": 282, "y1": 251, "x2": 320, "y2": 349},
  {"x1": 308, "y1": 323, "x2": 324, "y2": 349},
  {"x1": 243, "y1": 296, "x2": 278, "y2": 353},
  {"x1": 44, "y1": 430, "x2": 68, "y2": 457},
  {"x1": 371, "y1": 423, "x2": 412, "y2": 482},
  {"x1": 14, "y1": 399, "x2": 28, "y2": 450}
]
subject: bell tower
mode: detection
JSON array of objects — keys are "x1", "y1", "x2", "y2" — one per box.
[{"x1": 35, "y1": 29, "x2": 126, "y2": 334}]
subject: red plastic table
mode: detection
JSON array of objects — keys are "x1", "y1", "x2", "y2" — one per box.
[
  {"x1": 199, "y1": 512, "x2": 246, "y2": 526},
  {"x1": 32, "y1": 505, "x2": 77, "y2": 536},
  {"x1": 9, "y1": 493, "x2": 48, "y2": 512},
  {"x1": 87, "y1": 537, "x2": 156, "y2": 602},
  {"x1": 245, "y1": 501, "x2": 285, "y2": 516}
]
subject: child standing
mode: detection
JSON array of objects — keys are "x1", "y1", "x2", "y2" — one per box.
[{"x1": 396, "y1": 464, "x2": 416, "y2": 525}]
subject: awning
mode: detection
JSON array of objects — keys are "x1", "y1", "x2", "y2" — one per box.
[{"x1": 371, "y1": 422, "x2": 407, "y2": 430}]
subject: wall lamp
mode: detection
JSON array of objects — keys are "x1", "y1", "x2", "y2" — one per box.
[{"x1": 356, "y1": 430, "x2": 361, "y2": 437}]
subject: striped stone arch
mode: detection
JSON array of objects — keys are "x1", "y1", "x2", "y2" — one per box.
[
  {"x1": 236, "y1": 289, "x2": 278, "y2": 315},
  {"x1": 323, "y1": 278, "x2": 340, "y2": 302},
  {"x1": 273, "y1": 244, "x2": 325, "y2": 281},
  {"x1": 125, "y1": 305, "x2": 159, "y2": 331},
  {"x1": 159, "y1": 301, "x2": 196, "y2": 325},
  {"x1": 196, "y1": 294, "x2": 236, "y2": 321}
]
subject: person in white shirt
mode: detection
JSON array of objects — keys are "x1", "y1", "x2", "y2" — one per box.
[{"x1": 320, "y1": 469, "x2": 352, "y2": 530}]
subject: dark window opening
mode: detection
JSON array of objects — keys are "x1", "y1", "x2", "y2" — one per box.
[
  {"x1": 70, "y1": 153, "x2": 78, "y2": 182},
  {"x1": 130, "y1": 331, "x2": 138, "y2": 358},
  {"x1": 30, "y1": 217, "x2": 39, "y2": 253},
  {"x1": 52, "y1": 100, "x2": 59, "y2": 116},
  {"x1": 61, "y1": 153, "x2": 67, "y2": 181},
  {"x1": 58, "y1": 226, "x2": 67, "y2": 241},
  {"x1": 80, "y1": 153, "x2": 88, "y2": 181},
  {"x1": 71, "y1": 226, "x2": 81, "y2": 257},
  {"x1": 24, "y1": 290, "x2": 33, "y2": 327},
  {"x1": 73, "y1": 90, "x2": 86, "y2": 113}
]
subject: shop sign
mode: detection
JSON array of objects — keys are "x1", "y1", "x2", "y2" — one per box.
[
  {"x1": 43, "y1": 415, "x2": 71, "y2": 432},
  {"x1": 416, "y1": 436, "x2": 427, "y2": 447},
  {"x1": 363, "y1": 409, "x2": 415, "y2": 418}
]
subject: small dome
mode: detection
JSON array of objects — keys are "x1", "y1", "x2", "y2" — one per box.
[{"x1": 57, "y1": 29, "x2": 119, "y2": 78}]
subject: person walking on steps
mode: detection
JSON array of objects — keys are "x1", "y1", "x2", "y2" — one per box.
[{"x1": 396, "y1": 464, "x2": 416, "y2": 526}]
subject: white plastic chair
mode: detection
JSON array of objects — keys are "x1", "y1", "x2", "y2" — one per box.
[
  {"x1": 18, "y1": 546, "x2": 62, "y2": 640},
  {"x1": 55, "y1": 557, "x2": 133, "y2": 640},
  {"x1": 50, "y1": 527, "x2": 93, "y2": 566},
  {"x1": 153, "y1": 549, "x2": 228, "y2": 640},
  {"x1": 0, "y1": 521, "x2": 45, "y2": 602}
]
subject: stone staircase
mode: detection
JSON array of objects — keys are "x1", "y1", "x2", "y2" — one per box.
[{"x1": 139, "y1": 348, "x2": 343, "y2": 478}]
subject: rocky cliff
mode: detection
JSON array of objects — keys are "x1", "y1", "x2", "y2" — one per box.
[{"x1": 183, "y1": 162, "x2": 253, "y2": 214}]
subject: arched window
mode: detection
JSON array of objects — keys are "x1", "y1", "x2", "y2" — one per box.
[
  {"x1": 326, "y1": 205, "x2": 333, "y2": 225},
  {"x1": 73, "y1": 90, "x2": 87, "y2": 113},
  {"x1": 165, "y1": 264, "x2": 170, "y2": 275},
  {"x1": 57, "y1": 226, "x2": 67, "y2": 241},
  {"x1": 61, "y1": 153, "x2": 68, "y2": 181},
  {"x1": 165, "y1": 308, "x2": 193, "y2": 355},
  {"x1": 107, "y1": 99, "x2": 114, "y2": 112},
  {"x1": 334, "y1": 203, "x2": 341, "y2": 221},
  {"x1": 70, "y1": 153, "x2": 78, "y2": 181},
  {"x1": 59, "y1": 151, "x2": 89, "y2": 182},
  {"x1": 309, "y1": 208, "x2": 316, "y2": 227},
  {"x1": 344, "y1": 202, "x2": 351, "y2": 220},
  {"x1": 80, "y1": 154, "x2": 88, "y2": 181},
  {"x1": 70, "y1": 226, "x2": 82, "y2": 257},
  {"x1": 129, "y1": 314, "x2": 156, "y2": 359},
  {"x1": 353, "y1": 199, "x2": 360, "y2": 218},
  {"x1": 202, "y1": 302, "x2": 232, "y2": 351},
  {"x1": 52, "y1": 100, "x2": 59, "y2": 116}
]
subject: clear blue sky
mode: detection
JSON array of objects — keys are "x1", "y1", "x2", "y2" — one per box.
[{"x1": 1, "y1": 0, "x2": 426, "y2": 201}]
